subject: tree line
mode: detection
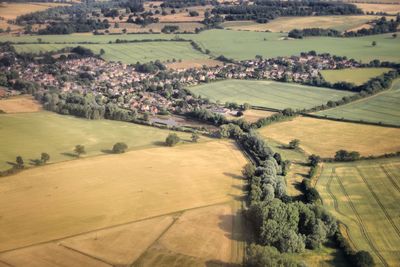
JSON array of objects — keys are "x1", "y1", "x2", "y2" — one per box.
[{"x1": 212, "y1": 0, "x2": 362, "y2": 23}]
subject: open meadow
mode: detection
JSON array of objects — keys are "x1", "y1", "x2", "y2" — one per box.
[
  {"x1": 317, "y1": 79, "x2": 400, "y2": 126},
  {"x1": 259, "y1": 116, "x2": 400, "y2": 158},
  {"x1": 320, "y1": 67, "x2": 393, "y2": 86},
  {"x1": 316, "y1": 157, "x2": 400, "y2": 266},
  {"x1": 3, "y1": 30, "x2": 400, "y2": 63},
  {"x1": 0, "y1": 111, "x2": 197, "y2": 171},
  {"x1": 13, "y1": 41, "x2": 208, "y2": 64},
  {"x1": 222, "y1": 15, "x2": 380, "y2": 32},
  {"x1": 189, "y1": 79, "x2": 354, "y2": 110},
  {"x1": 0, "y1": 140, "x2": 247, "y2": 266}
]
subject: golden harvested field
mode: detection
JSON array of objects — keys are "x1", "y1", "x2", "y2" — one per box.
[
  {"x1": 259, "y1": 117, "x2": 400, "y2": 158},
  {"x1": 0, "y1": 95, "x2": 41, "y2": 113},
  {"x1": 0, "y1": 140, "x2": 247, "y2": 266},
  {"x1": 0, "y1": 2, "x2": 68, "y2": 20},
  {"x1": 355, "y1": 3, "x2": 400, "y2": 14},
  {"x1": 222, "y1": 15, "x2": 380, "y2": 32},
  {"x1": 154, "y1": 6, "x2": 212, "y2": 23},
  {"x1": 167, "y1": 58, "x2": 223, "y2": 70}
]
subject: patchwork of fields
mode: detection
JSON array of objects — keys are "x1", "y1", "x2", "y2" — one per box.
[
  {"x1": 259, "y1": 117, "x2": 400, "y2": 158},
  {"x1": 189, "y1": 79, "x2": 354, "y2": 110},
  {"x1": 14, "y1": 42, "x2": 208, "y2": 64},
  {"x1": 0, "y1": 111, "x2": 197, "y2": 170},
  {"x1": 320, "y1": 67, "x2": 393, "y2": 86},
  {"x1": 3, "y1": 30, "x2": 400, "y2": 63},
  {"x1": 316, "y1": 158, "x2": 400, "y2": 266},
  {"x1": 317, "y1": 79, "x2": 400, "y2": 126},
  {"x1": 0, "y1": 140, "x2": 247, "y2": 266}
]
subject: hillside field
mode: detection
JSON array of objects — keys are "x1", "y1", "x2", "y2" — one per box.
[
  {"x1": 0, "y1": 140, "x2": 247, "y2": 266},
  {"x1": 189, "y1": 79, "x2": 354, "y2": 110},
  {"x1": 0, "y1": 111, "x2": 197, "y2": 170},
  {"x1": 320, "y1": 67, "x2": 393, "y2": 86},
  {"x1": 316, "y1": 158, "x2": 400, "y2": 266},
  {"x1": 222, "y1": 15, "x2": 380, "y2": 32},
  {"x1": 13, "y1": 42, "x2": 208, "y2": 64},
  {"x1": 317, "y1": 79, "x2": 400, "y2": 126},
  {"x1": 3, "y1": 30, "x2": 400, "y2": 63},
  {"x1": 0, "y1": 95, "x2": 41, "y2": 113},
  {"x1": 259, "y1": 117, "x2": 400, "y2": 158}
]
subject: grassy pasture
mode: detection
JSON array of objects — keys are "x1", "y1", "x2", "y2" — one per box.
[
  {"x1": 189, "y1": 79, "x2": 354, "y2": 110},
  {"x1": 259, "y1": 116, "x2": 400, "y2": 157},
  {"x1": 0, "y1": 95, "x2": 41, "y2": 113},
  {"x1": 316, "y1": 158, "x2": 400, "y2": 266},
  {"x1": 222, "y1": 15, "x2": 380, "y2": 32},
  {"x1": 320, "y1": 67, "x2": 393, "y2": 86},
  {"x1": 0, "y1": 111, "x2": 197, "y2": 170},
  {"x1": 317, "y1": 79, "x2": 400, "y2": 126},
  {"x1": 191, "y1": 30, "x2": 400, "y2": 63},
  {"x1": 13, "y1": 42, "x2": 207, "y2": 63},
  {"x1": 0, "y1": 140, "x2": 247, "y2": 254}
]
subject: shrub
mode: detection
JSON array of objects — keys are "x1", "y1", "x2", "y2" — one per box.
[
  {"x1": 112, "y1": 142, "x2": 128, "y2": 153},
  {"x1": 166, "y1": 133, "x2": 180, "y2": 146}
]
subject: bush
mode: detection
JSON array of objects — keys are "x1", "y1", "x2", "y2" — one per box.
[
  {"x1": 353, "y1": 251, "x2": 374, "y2": 267},
  {"x1": 288, "y1": 139, "x2": 300, "y2": 149},
  {"x1": 112, "y1": 142, "x2": 128, "y2": 153},
  {"x1": 166, "y1": 133, "x2": 180, "y2": 146}
]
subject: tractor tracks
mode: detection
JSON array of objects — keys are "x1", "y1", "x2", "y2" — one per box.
[{"x1": 334, "y1": 168, "x2": 389, "y2": 267}]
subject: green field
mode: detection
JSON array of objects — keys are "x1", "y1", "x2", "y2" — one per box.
[
  {"x1": 0, "y1": 111, "x2": 196, "y2": 170},
  {"x1": 316, "y1": 158, "x2": 400, "y2": 267},
  {"x1": 320, "y1": 68, "x2": 393, "y2": 86},
  {"x1": 317, "y1": 79, "x2": 400, "y2": 126},
  {"x1": 3, "y1": 30, "x2": 400, "y2": 63},
  {"x1": 189, "y1": 79, "x2": 354, "y2": 110},
  {"x1": 13, "y1": 42, "x2": 208, "y2": 63},
  {"x1": 191, "y1": 30, "x2": 400, "y2": 63}
]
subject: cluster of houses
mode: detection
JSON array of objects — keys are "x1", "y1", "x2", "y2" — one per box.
[{"x1": 9, "y1": 52, "x2": 361, "y2": 114}]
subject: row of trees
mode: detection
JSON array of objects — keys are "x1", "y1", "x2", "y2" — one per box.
[{"x1": 212, "y1": 1, "x2": 362, "y2": 23}]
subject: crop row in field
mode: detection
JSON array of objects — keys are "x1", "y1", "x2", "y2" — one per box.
[
  {"x1": 259, "y1": 117, "x2": 400, "y2": 158},
  {"x1": 3, "y1": 30, "x2": 400, "y2": 63},
  {"x1": 316, "y1": 158, "x2": 400, "y2": 266},
  {"x1": 189, "y1": 79, "x2": 354, "y2": 110},
  {"x1": 0, "y1": 111, "x2": 198, "y2": 170},
  {"x1": 320, "y1": 67, "x2": 393, "y2": 86},
  {"x1": 13, "y1": 41, "x2": 208, "y2": 64},
  {"x1": 316, "y1": 79, "x2": 400, "y2": 126}
]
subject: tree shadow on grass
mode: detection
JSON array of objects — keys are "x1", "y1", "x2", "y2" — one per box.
[
  {"x1": 223, "y1": 172, "x2": 244, "y2": 180},
  {"x1": 101, "y1": 149, "x2": 114, "y2": 154},
  {"x1": 61, "y1": 152, "x2": 77, "y2": 158},
  {"x1": 6, "y1": 161, "x2": 17, "y2": 167},
  {"x1": 29, "y1": 159, "x2": 41, "y2": 166},
  {"x1": 153, "y1": 141, "x2": 166, "y2": 146},
  {"x1": 205, "y1": 260, "x2": 241, "y2": 267}
]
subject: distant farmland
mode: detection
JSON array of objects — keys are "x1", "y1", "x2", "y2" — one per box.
[
  {"x1": 223, "y1": 15, "x2": 380, "y2": 32},
  {"x1": 13, "y1": 42, "x2": 208, "y2": 64},
  {"x1": 320, "y1": 67, "x2": 393, "y2": 86},
  {"x1": 3, "y1": 30, "x2": 400, "y2": 63},
  {"x1": 0, "y1": 111, "x2": 196, "y2": 170},
  {"x1": 189, "y1": 80, "x2": 353, "y2": 110},
  {"x1": 317, "y1": 79, "x2": 400, "y2": 126},
  {"x1": 259, "y1": 117, "x2": 400, "y2": 157},
  {"x1": 316, "y1": 158, "x2": 400, "y2": 267}
]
